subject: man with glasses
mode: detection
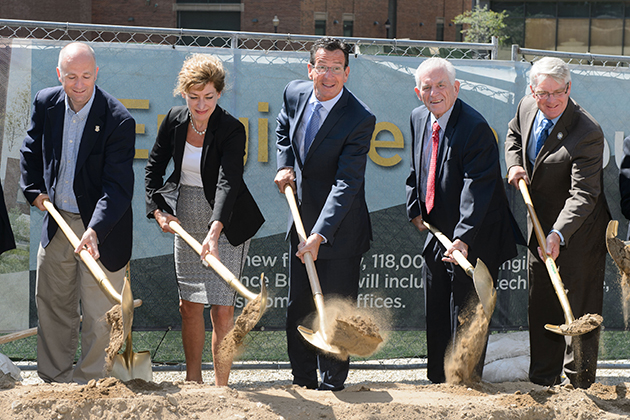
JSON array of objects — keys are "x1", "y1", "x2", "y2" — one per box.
[
  {"x1": 274, "y1": 37, "x2": 375, "y2": 391},
  {"x1": 505, "y1": 57, "x2": 610, "y2": 388}
]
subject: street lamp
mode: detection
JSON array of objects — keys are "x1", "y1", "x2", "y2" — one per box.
[
  {"x1": 273, "y1": 15, "x2": 279, "y2": 33},
  {"x1": 385, "y1": 19, "x2": 391, "y2": 38}
]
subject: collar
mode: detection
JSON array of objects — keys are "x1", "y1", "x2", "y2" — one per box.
[
  {"x1": 309, "y1": 88, "x2": 344, "y2": 112},
  {"x1": 64, "y1": 87, "x2": 96, "y2": 119}
]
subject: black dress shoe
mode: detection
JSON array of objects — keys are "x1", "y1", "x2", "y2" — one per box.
[{"x1": 317, "y1": 384, "x2": 344, "y2": 391}]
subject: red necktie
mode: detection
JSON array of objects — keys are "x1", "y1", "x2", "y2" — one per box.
[{"x1": 426, "y1": 121, "x2": 440, "y2": 213}]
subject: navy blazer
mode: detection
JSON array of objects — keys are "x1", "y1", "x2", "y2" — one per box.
[
  {"x1": 20, "y1": 85, "x2": 135, "y2": 272},
  {"x1": 276, "y1": 80, "x2": 375, "y2": 259},
  {"x1": 145, "y1": 105, "x2": 264, "y2": 246},
  {"x1": 406, "y1": 98, "x2": 518, "y2": 271}
]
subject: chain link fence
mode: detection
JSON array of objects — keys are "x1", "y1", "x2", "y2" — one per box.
[{"x1": 1, "y1": 19, "x2": 630, "y2": 370}]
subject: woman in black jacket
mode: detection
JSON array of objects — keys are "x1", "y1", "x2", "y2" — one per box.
[{"x1": 145, "y1": 54, "x2": 264, "y2": 385}]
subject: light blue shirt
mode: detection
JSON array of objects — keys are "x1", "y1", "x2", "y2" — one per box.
[
  {"x1": 55, "y1": 89, "x2": 96, "y2": 213},
  {"x1": 527, "y1": 110, "x2": 565, "y2": 245},
  {"x1": 527, "y1": 110, "x2": 560, "y2": 167},
  {"x1": 297, "y1": 89, "x2": 343, "y2": 159}
]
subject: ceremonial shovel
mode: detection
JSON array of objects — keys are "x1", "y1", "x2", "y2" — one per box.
[
  {"x1": 518, "y1": 179, "x2": 601, "y2": 336},
  {"x1": 421, "y1": 221, "x2": 497, "y2": 318},
  {"x1": 283, "y1": 185, "x2": 342, "y2": 355}
]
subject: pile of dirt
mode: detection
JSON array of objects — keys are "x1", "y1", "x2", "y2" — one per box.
[{"x1": 2, "y1": 377, "x2": 630, "y2": 419}]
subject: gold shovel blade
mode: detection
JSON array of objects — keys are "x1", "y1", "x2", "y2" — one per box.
[
  {"x1": 472, "y1": 258, "x2": 497, "y2": 319},
  {"x1": 111, "y1": 334, "x2": 153, "y2": 382},
  {"x1": 606, "y1": 220, "x2": 630, "y2": 275},
  {"x1": 297, "y1": 325, "x2": 343, "y2": 355}
]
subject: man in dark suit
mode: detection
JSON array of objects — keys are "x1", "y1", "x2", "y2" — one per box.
[
  {"x1": 619, "y1": 136, "x2": 630, "y2": 236},
  {"x1": 274, "y1": 37, "x2": 376, "y2": 391},
  {"x1": 20, "y1": 42, "x2": 135, "y2": 383},
  {"x1": 406, "y1": 57, "x2": 519, "y2": 384},
  {"x1": 505, "y1": 57, "x2": 610, "y2": 389}
]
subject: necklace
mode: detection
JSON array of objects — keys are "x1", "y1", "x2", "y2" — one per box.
[{"x1": 189, "y1": 112, "x2": 207, "y2": 136}]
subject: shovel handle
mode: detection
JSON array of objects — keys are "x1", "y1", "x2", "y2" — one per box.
[
  {"x1": 422, "y1": 221, "x2": 475, "y2": 278},
  {"x1": 283, "y1": 185, "x2": 323, "y2": 298},
  {"x1": 43, "y1": 200, "x2": 124, "y2": 305},
  {"x1": 518, "y1": 179, "x2": 575, "y2": 324},
  {"x1": 168, "y1": 221, "x2": 258, "y2": 301}
]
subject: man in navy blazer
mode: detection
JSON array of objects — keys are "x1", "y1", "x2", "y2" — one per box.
[
  {"x1": 406, "y1": 58, "x2": 519, "y2": 383},
  {"x1": 20, "y1": 42, "x2": 135, "y2": 383},
  {"x1": 274, "y1": 37, "x2": 375, "y2": 391}
]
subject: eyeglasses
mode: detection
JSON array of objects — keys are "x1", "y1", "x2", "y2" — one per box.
[
  {"x1": 312, "y1": 65, "x2": 345, "y2": 75},
  {"x1": 533, "y1": 83, "x2": 569, "y2": 100}
]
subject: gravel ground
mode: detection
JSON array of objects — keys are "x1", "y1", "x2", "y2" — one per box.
[{"x1": 15, "y1": 359, "x2": 630, "y2": 388}]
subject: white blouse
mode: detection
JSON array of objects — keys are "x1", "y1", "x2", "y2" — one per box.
[{"x1": 180, "y1": 141, "x2": 203, "y2": 187}]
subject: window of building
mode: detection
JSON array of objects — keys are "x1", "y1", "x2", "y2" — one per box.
[
  {"x1": 456, "y1": 23, "x2": 463, "y2": 42},
  {"x1": 436, "y1": 17, "x2": 444, "y2": 41},
  {"x1": 492, "y1": 0, "x2": 630, "y2": 55},
  {"x1": 343, "y1": 20, "x2": 354, "y2": 37},
  {"x1": 315, "y1": 20, "x2": 326, "y2": 35}
]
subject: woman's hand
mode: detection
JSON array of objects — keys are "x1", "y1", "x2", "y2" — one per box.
[
  {"x1": 201, "y1": 220, "x2": 224, "y2": 262},
  {"x1": 154, "y1": 209, "x2": 179, "y2": 234}
]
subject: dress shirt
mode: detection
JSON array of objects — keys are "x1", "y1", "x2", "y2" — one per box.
[
  {"x1": 526, "y1": 110, "x2": 564, "y2": 245},
  {"x1": 55, "y1": 89, "x2": 96, "y2": 213},
  {"x1": 420, "y1": 106, "x2": 454, "y2": 204},
  {"x1": 296, "y1": 89, "x2": 343, "y2": 159}
]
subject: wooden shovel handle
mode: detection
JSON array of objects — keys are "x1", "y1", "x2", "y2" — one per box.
[
  {"x1": 168, "y1": 221, "x2": 258, "y2": 301},
  {"x1": 283, "y1": 185, "x2": 323, "y2": 297},
  {"x1": 43, "y1": 200, "x2": 123, "y2": 304},
  {"x1": 518, "y1": 179, "x2": 575, "y2": 324},
  {"x1": 422, "y1": 221, "x2": 475, "y2": 278}
]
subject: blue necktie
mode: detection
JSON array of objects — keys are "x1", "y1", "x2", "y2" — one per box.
[
  {"x1": 303, "y1": 102, "x2": 322, "y2": 159},
  {"x1": 535, "y1": 118, "x2": 554, "y2": 156}
]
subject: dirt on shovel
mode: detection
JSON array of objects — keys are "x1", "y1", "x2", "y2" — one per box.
[
  {"x1": 319, "y1": 299, "x2": 385, "y2": 360},
  {"x1": 104, "y1": 304, "x2": 125, "y2": 372},
  {"x1": 554, "y1": 313, "x2": 603, "y2": 336},
  {"x1": 216, "y1": 293, "x2": 266, "y2": 372}
]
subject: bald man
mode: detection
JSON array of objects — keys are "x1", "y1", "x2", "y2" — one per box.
[{"x1": 20, "y1": 42, "x2": 135, "y2": 383}]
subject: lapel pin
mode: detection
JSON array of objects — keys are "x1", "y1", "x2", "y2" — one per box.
[
  {"x1": 95, "y1": 125, "x2": 100, "y2": 132},
  {"x1": 557, "y1": 132, "x2": 563, "y2": 140}
]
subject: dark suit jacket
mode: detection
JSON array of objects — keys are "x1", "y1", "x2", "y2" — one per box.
[
  {"x1": 20, "y1": 85, "x2": 135, "y2": 272},
  {"x1": 619, "y1": 135, "x2": 630, "y2": 224},
  {"x1": 276, "y1": 80, "x2": 375, "y2": 259},
  {"x1": 505, "y1": 96, "x2": 610, "y2": 249},
  {"x1": 406, "y1": 98, "x2": 518, "y2": 272},
  {"x1": 0, "y1": 180, "x2": 16, "y2": 256},
  {"x1": 145, "y1": 105, "x2": 264, "y2": 246}
]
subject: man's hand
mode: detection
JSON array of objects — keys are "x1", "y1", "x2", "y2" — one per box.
[
  {"x1": 411, "y1": 215, "x2": 428, "y2": 232},
  {"x1": 33, "y1": 194, "x2": 50, "y2": 212},
  {"x1": 539, "y1": 231, "x2": 561, "y2": 261},
  {"x1": 154, "y1": 209, "x2": 179, "y2": 234},
  {"x1": 76, "y1": 227, "x2": 99, "y2": 260},
  {"x1": 507, "y1": 165, "x2": 529, "y2": 189},
  {"x1": 274, "y1": 168, "x2": 296, "y2": 194},
  {"x1": 296, "y1": 233, "x2": 323, "y2": 263},
  {"x1": 443, "y1": 239, "x2": 468, "y2": 265}
]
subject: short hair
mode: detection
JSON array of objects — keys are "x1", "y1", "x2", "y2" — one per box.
[
  {"x1": 529, "y1": 57, "x2": 571, "y2": 88},
  {"x1": 415, "y1": 57, "x2": 456, "y2": 88},
  {"x1": 173, "y1": 54, "x2": 226, "y2": 96},
  {"x1": 58, "y1": 42, "x2": 96, "y2": 70},
  {"x1": 309, "y1": 37, "x2": 350, "y2": 68}
]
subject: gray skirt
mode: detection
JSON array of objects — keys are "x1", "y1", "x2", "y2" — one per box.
[{"x1": 174, "y1": 185, "x2": 249, "y2": 306}]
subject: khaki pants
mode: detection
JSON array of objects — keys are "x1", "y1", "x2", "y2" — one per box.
[{"x1": 36, "y1": 210, "x2": 125, "y2": 384}]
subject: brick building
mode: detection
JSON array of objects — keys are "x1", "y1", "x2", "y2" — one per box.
[{"x1": 0, "y1": 0, "x2": 474, "y2": 42}]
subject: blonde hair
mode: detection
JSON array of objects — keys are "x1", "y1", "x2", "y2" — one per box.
[{"x1": 173, "y1": 54, "x2": 226, "y2": 96}]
